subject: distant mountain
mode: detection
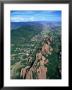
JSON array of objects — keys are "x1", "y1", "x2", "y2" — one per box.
[
  {"x1": 11, "y1": 21, "x2": 42, "y2": 30},
  {"x1": 11, "y1": 22, "x2": 43, "y2": 43},
  {"x1": 11, "y1": 21, "x2": 61, "y2": 30}
]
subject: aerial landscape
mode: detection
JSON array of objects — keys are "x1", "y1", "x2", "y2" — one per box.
[{"x1": 10, "y1": 11, "x2": 61, "y2": 79}]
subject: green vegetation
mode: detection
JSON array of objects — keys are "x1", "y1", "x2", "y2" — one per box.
[{"x1": 11, "y1": 23, "x2": 61, "y2": 79}]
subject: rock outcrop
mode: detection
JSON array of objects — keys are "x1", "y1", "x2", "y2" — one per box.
[{"x1": 20, "y1": 36, "x2": 53, "y2": 79}]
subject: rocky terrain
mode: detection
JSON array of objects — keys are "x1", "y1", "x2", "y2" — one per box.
[{"x1": 11, "y1": 21, "x2": 61, "y2": 79}]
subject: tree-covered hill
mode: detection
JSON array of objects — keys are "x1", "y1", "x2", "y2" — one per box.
[{"x1": 11, "y1": 21, "x2": 61, "y2": 79}]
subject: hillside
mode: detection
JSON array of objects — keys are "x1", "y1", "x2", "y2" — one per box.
[{"x1": 11, "y1": 21, "x2": 61, "y2": 79}]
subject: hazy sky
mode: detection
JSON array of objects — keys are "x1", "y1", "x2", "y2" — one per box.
[{"x1": 11, "y1": 11, "x2": 61, "y2": 22}]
